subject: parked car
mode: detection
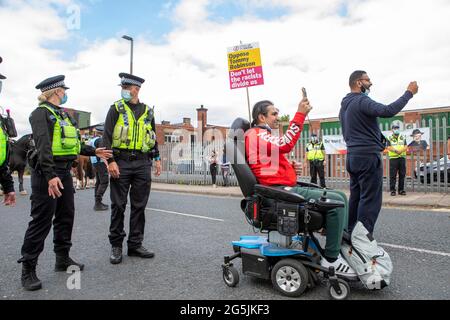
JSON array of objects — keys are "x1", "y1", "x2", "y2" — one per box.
[
  {"x1": 175, "y1": 159, "x2": 207, "y2": 174},
  {"x1": 414, "y1": 156, "x2": 450, "y2": 184}
]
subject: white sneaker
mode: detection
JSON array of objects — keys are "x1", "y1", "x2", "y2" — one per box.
[
  {"x1": 213, "y1": 184, "x2": 217, "y2": 188},
  {"x1": 321, "y1": 254, "x2": 357, "y2": 278}
]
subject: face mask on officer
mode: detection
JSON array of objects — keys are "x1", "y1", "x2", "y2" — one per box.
[
  {"x1": 311, "y1": 135, "x2": 318, "y2": 143},
  {"x1": 393, "y1": 129, "x2": 400, "y2": 135},
  {"x1": 56, "y1": 89, "x2": 68, "y2": 105},
  {"x1": 121, "y1": 89, "x2": 132, "y2": 102},
  {"x1": 60, "y1": 93, "x2": 68, "y2": 105}
]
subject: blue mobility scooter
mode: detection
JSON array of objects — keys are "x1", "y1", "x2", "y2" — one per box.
[{"x1": 222, "y1": 118, "x2": 357, "y2": 300}]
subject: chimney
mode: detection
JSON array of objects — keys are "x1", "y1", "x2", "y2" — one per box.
[
  {"x1": 196, "y1": 105, "x2": 208, "y2": 144},
  {"x1": 161, "y1": 120, "x2": 171, "y2": 126},
  {"x1": 183, "y1": 117, "x2": 191, "y2": 126},
  {"x1": 197, "y1": 104, "x2": 208, "y2": 129}
]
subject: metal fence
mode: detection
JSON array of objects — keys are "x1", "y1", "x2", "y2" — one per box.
[
  {"x1": 154, "y1": 116, "x2": 449, "y2": 193},
  {"x1": 153, "y1": 141, "x2": 240, "y2": 186}
]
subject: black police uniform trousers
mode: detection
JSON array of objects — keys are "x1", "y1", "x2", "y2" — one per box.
[
  {"x1": 309, "y1": 160, "x2": 326, "y2": 188},
  {"x1": 109, "y1": 157, "x2": 152, "y2": 249},
  {"x1": 20, "y1": 166, "x2": 75, "y2": 263},
  {"x1": 346, "y1": 153, "x2": 383, "y2": 234},
  {"x1": 94, "y1": 161, "x2": 109, "y2": 202},
  {"x1": 389, "y1": 157, "x2": 406, "y2": 193}
]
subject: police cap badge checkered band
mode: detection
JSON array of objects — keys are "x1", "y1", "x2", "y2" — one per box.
[
  {"x1": 119, "y1": 73, "x2": 145, "y2": 87},
  {"x1": 35, "y1": 75, "x2": 70, "y2": 92}
]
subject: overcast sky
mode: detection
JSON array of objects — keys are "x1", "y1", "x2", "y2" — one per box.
[{"x1": 1, "y1": 0, "x2": 449, "y2": 136}]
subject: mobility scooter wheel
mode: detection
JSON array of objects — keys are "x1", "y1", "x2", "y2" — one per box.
[
  {"x1": 271, "y1": 259, "x2": 309, "y2": 297},
  {"x1": 328, "y1": 279, "x2": 350, "y2": 300},
  {"x1": 223, "y1": 266, "x2": 240, "y2": 287}
]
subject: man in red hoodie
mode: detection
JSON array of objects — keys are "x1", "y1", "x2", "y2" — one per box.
[{"x1": 245, "y1": 99, "x2": 356, "y2": 278}]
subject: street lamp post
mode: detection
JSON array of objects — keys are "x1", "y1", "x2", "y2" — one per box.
[{"x1": 122, "y1": 35, "x2": 134, "y2": 75}]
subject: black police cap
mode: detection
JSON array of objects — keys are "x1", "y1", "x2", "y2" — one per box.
[
  {"x1": 391, "y1": 124, "x2": 400, "y2": 129},
  {"x1": 411, "y1": 129, "x2": 424, "y2": 136},
  {"x1": 0, "y1": 56, "x2": 5, "y2": 80},
  {"x1": 35, "y1": 75, "x2": 70, "y2": 92},
  {"x1": 119, "y1": 73, "x2": 145, "y2": 87}
]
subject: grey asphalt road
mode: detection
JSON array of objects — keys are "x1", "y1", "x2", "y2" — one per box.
[{"x1": 0, "y1": 179, "x2": 449, "y2": 300}]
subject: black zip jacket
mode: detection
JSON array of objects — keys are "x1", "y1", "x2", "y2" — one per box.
[{"x1": 30, "y1": 102, "x2": 96, "y2": 182}]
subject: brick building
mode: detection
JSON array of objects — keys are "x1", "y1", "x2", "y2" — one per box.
[{"x1": 156, "y1": 105, "x2": 229, "y2": 146}]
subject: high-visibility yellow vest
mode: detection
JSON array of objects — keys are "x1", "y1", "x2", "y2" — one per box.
[
  {"x1": 306, "y1": 142, "x2": 325, "y2": 161},
  {"x1": 0, "y1": 125, "x2": 7, "y2": 166},
  {"x1": 112, "y1": 99, "x2": 156, "y2": 153},
  {"x1": 40, "y1": 104, "x2": 81, "y2": 157},
  {"x1": 388, "y1": 134, "x2": 407, "y2": 159}
]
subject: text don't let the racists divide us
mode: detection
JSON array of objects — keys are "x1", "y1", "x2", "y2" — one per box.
[{"x1": 227, "y1": 42, "x2": 264, "y2": 90}]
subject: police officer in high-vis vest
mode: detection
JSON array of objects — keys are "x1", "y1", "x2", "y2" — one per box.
[
  {"x1": 18, "y1": 75, "x2": 112, "y2": 291},
  {"x1": 387, "y1": 124, "x2": 407, "y2": 196},
  {"x1": 103, "y1": 73, "x2": 161, "y2": 265},
  {"x1": 0, "y1": 57, "x2": 16, "y2": 206},
  {"x1": 305, "y1": 133, "x2": 327, "y2": 188}
]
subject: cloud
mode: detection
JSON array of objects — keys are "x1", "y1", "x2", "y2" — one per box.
[{"x1": 1, "y1": 0, "x2": 450, "y2": 137}]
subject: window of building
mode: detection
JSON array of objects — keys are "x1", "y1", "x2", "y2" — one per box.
[{"x1": 165, "y1": 134, "x2": 181, "y2": 143}]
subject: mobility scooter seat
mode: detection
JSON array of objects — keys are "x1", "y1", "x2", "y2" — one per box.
[{"x1": 254, "y1": 184, "x2": 306, "y2": 204}]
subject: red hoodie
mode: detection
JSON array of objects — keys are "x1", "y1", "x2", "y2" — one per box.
[{"x1": 245, "y1": 112, "x2": 306, "y2": 187}]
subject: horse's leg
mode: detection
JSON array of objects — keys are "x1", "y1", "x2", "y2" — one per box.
[
  {"x1": 19, "y1": 168, "x2": 27, "y2": 195},
  {"x1": 76, "y1": 161, "x2": 84, "y2": 190}
]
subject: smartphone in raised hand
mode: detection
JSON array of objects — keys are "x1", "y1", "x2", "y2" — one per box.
[{"x1": 301, "y1": 87, "x2": 313, "y2": 126}]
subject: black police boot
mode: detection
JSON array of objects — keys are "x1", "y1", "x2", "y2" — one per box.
[
  {"x1": 110, "y1": 247, "x2": 123, "y2": 265},
  {"x1": 21, "y1": 261, "x2": 42, "y2": 291},
  {"x1": 55, "y1": 254, "x2": 85, "y2": 272},
  {"x1": 128, "y1": 246, "x2": 155, "y2": 259},
  {"x1": 94, "y1": 200, "x2": 109, "y2": 211}
]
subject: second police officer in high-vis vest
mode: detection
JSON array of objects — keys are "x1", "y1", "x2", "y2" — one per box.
[
  {"x1": 387, "y1": 124, "x2": 407, "y2": 196},
  {"x1": 103, "y1": 73, "x2": 161, "y2": 265},
  {"x1": 0, "y1": 56, "x2": 16, "y2": 207},
  {"x1": 18, "y1": 75, "x2": 112, "y2": 291},
  {"x1": 304, "y1": 133, "x2": 327, "y2": 188}
]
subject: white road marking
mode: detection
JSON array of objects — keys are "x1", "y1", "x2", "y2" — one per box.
[
  {"x1": 143, "y1": 206, "x2": 449, "y2": 257},
  {"x1": 146, "y1": 207, "x2": 225, "y2": 222},
  {"x1": 379, "y1": 243, "x2": 450, "y2": 257}
]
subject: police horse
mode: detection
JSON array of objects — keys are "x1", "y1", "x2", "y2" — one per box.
[
  {"x1": 73, "y1": 155, "x2": 95, "y2": 190},
  {"x1": 8, "y1": 134, "x2": 34, "y2": 195}
]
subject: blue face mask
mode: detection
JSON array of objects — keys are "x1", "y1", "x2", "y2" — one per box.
[
  {"x1": 394, "y1": 130, "x2": 400, "y2": 135},
  {"x1": 60, "y1": 93, "x2": 68, "y2": 105},
  {"x1": 361, "y1": 84, "x2": 370, "y2": 96},
  {"x1": 121, "y1": 89, "x2": 132, "y2": 102}
]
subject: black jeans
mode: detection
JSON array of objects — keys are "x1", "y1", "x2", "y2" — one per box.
[
  {"x1": 94, "y1": 162, "x2": 109, "y2": 202},
  {"x1": 310, "y1": 160, "x2": 326, "y2": 188},
  {"x1": 346, "y1": 153, "x2": 383, "y2": 234},
  {"x1": 210, "y1": 164, "x2": 217, "y2": 185},
  {"x1": 20, "y1": 167, "x2": 75, "y2": 262},
  {"x1": 109, "y1": 158, "x2": 152, "y2": 249},
  {"x1": 389, "y1": 158, "x2": 406, "y2": 192}
]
